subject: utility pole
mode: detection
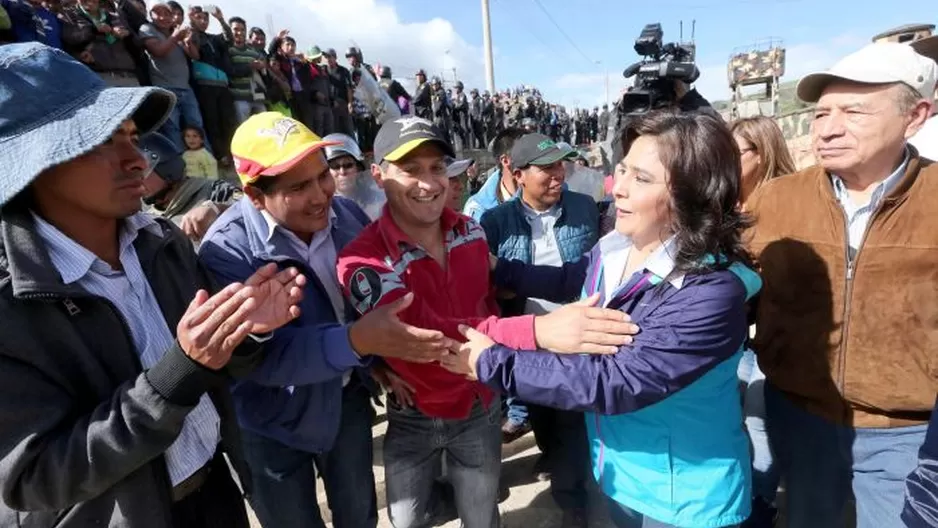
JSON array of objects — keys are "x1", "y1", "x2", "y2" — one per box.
[{"x1": 481, "y1": 0, "x2": 495, "y2": 93}]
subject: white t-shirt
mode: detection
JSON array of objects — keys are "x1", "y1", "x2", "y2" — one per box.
[{"x1": 521, "y1": 201, "x2": 563, "y2": 314}]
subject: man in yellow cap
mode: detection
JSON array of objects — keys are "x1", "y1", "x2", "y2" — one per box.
[{"x1": 198, "y1": 112, "x2": 457, "y2": 528}]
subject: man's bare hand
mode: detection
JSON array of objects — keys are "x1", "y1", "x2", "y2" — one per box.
[
  {"x1": 241, "y1": 263, "x2": 306, "y2": 334},
  {"x1": 172, "y1": 26, "x2": 191, "y2": 41},
  {"x1": 534, "y1": 293, "x2": 639, "y2": 354},
  {"x1": 180, "y1": 203, "x2": 218, "y2": 242},
  {"x1": 440, "y1": 325, "x2": 494, "y2": 380},
  {"x1": 349, "y1": 293, "x2": 453, "y2": 363},
  {"x1": 177, "y1": 283, "x2": 258, "y2": 369},
  {"x1": 372, "y1": 364, "x2": 416, "y2": 407}
]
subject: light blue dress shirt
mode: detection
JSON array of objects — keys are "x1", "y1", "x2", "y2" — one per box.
[
  {"x1": 830, "y1": 148, "x2": 909, "y2": 262},
  {"x1": 31, "y1": 212, "x2": 220, "y2": 486}
]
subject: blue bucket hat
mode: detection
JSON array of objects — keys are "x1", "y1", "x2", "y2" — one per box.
[{"x1": 0, "y1": 43, "x2": 175, "y2": 206}]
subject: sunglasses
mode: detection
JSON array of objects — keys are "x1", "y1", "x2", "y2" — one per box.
[{"x1": 329, "y1": 161, "x2": 358, "y2": 171}]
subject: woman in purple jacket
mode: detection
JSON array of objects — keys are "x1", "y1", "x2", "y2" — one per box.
[{"x1": 443, "y1": 110, "x2": 761, "y2": 528}]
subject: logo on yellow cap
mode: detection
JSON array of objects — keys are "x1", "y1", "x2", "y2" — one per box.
[{"x1": 256, "y1": 118, "x2": 300, "y2": 148}]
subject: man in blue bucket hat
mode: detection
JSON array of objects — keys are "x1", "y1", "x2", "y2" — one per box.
[{"x1": 0, "y1": 43, "x2": 307, "y2": 527}]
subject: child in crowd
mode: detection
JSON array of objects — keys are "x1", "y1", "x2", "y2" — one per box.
[{"x1": 181, "y1": 126, "x2": 218, "y2": 179}]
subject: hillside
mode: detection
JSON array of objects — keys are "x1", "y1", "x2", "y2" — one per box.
[{"x1": 711, "y1": 79, "x2": 812, "y2": 116}]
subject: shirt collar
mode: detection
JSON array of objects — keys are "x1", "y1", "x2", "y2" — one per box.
[
  {"x1": 377, "y1": 204, "x2": 465, "y2": 260},
  {"x1": 598, "y1": 231, "x2": 684, "y2": 290},
  {"x1": 830, "y1": 147, "x2": 910, "y2": 206},
  {"x1": 520, "y1": 198, "x2": 561, "y2": 221},
  {"x1": 260, "y1": 208, "x2": 337, "y2": 244},
  {"x1": 30, "y1": 211, "x2": 162, "y2": 285}
]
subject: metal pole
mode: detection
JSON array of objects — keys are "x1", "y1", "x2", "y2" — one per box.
[
  {"x1": 604, "y1": 68, "x2": 610, "y2": 108},
  {"x1": 481, "y1": 0, "x2": 495, "y2": 93}
]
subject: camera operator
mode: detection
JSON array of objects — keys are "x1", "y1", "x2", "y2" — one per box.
[
  {"x1": 609, "y1": 23, "x2": 721, "y2": 166},
  {"x1": 673, "y1": 79, "x2": 720, "y2": 116}
]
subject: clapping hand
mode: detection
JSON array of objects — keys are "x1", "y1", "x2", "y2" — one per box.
[
  {"x1": 176, "y1": 264, "x2": 305, "y2": 370},
  {"x1": 241, "y1": 263, "x2": 306, "y2": 334}
]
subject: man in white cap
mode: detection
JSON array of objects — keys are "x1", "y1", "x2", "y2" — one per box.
[{"x1": 745, "y1": 42, "x2": 938, "y2": 528}]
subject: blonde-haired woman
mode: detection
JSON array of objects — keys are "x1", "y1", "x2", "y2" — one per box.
[
  {"x1": 731, "y1": 116, "x2": 796, "y2": 206},
  {"x1": 731, "y1": 115, "x2": 795, "y2": 527}
]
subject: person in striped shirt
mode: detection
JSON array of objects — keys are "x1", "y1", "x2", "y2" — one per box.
[{"x1": 227, "y1": 16, "x2": 267, "y2": 124}]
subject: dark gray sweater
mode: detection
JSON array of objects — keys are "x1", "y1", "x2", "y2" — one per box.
[{"x1": 0, "y1": 205, "x2": 261, "y2": 527}]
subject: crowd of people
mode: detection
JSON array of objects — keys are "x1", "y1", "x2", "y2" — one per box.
[
  {"x1": 0, "y1": 0, "x2": 612, "y2": 173},
  {"x1": 1, "y1": 5, "x2": 938, "y2": 528}
]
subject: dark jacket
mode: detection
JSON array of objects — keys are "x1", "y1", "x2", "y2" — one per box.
[
  {"x1": 0, "y1": 205, "x2": 259, "y2": 528},
  {"x1": 199, "y1": 197, "x2": 375, "y2": 453},
  {"x1": 59, "y1": 6, "x2": 137, "y2": 74},
  {"x1": 413, "y1": 81, "x2": 431, "y2": 119},
  {"x1": 481, "y1": 189, "x2": 598, "y2": 314},
  {"x1": 480, "y1": 190, "x2": 598, "y2": 264},
  {"x1": 191, "y1": 31, "x2": 234, "y2": 88},
  {"x1": 903, "y1": 396, "x2": 938, "y2": 527}
]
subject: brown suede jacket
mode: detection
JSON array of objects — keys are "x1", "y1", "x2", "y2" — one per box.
[{"x1": 747, "y1": 147, "x2": 938, "y2": 428}]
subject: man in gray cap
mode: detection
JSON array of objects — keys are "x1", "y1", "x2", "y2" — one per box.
[
  {"x1": 746, "y1": 42, "x2": 937, "y2": 528},
  {"x1": 0, "y1": 43, "x2": 306, "y2": 528}
]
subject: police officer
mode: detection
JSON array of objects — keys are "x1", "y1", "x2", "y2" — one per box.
[
  {"x1": 413, "y1": 69, "x2": 431, "y2": 120},
  {"x1": 451, "y1": 81, "x2": 470, "y2": 150},
  {"x1": 429, "y1": 76, "x2": 452, "y2": 144},
  {"x1": 378, "y1": 66, "x2": 411, "y2": 114},
  {"x1": 598, "y1": 104, "x2": 610, "y2": 142},
  {"x1": 469, "y1": 88, "x2": 485, "y2": 150}
]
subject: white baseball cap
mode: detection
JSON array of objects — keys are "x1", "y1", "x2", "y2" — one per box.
[{"x1": 796, "y1": 42, "x2": 938, "y2": 103}]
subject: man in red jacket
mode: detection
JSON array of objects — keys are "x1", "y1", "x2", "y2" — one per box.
[{"x1": 338, "y1": 116, "x2": 637, "y2": 527}]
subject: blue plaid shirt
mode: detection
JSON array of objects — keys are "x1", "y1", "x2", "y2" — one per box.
[{"x1": 31, "y1": 212, "x2": 220, "y2": 486}]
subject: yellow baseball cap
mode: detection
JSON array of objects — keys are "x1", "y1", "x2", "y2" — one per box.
[{"x1": 231, "y1": 112, "x2": 338, "y2": 186}]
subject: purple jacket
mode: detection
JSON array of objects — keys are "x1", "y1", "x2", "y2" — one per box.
[{"x1": 484, "y1": 251, "x2": 756, "y2": 414}]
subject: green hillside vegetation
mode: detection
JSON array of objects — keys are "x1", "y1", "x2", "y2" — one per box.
[{"x1": 711, "y1": 79, "x2": 813, "y2": 116}]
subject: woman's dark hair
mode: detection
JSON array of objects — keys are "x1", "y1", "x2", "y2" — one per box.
[{"x1": 622, "y1": 110, "x2": 753, "y2": 278}]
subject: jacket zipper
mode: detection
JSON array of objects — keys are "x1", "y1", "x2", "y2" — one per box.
[
  {"x1": 834, "y1": 200, "x2": 889, "y2": 395},
  {"x1": 22, "y1": 291, "x2": 143, "y2": 372}
]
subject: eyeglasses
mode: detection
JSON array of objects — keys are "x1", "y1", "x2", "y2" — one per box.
[{"x1": 329, "y1": 161, "x2": 358, "y2": 171}]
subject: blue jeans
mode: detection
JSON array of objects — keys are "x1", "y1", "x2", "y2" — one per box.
[
  {"x1": 158, "y1": 86, "x2": 205, "y2": 153},
  {"x1": 608, "y1": 498, "x2": 739, "y2": 528},
  {"x1": 505, "y1": 396, "x2": 529, "y2": 426},
  {"x1": 385, "y1": 397, "x2": 502, "y2": 528},
  {"x1": 737, "y1": 350, "x2": 779, "y2": 502},
  {"x1": 234, "y1": 100, "x2": 267, "y2": 125},
  {"x1": 241, "y1": 384, "x2": 377, "y2": 528},
  {"x1": 765, "y1": 383, "x2": 927, "y2": 528}
]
